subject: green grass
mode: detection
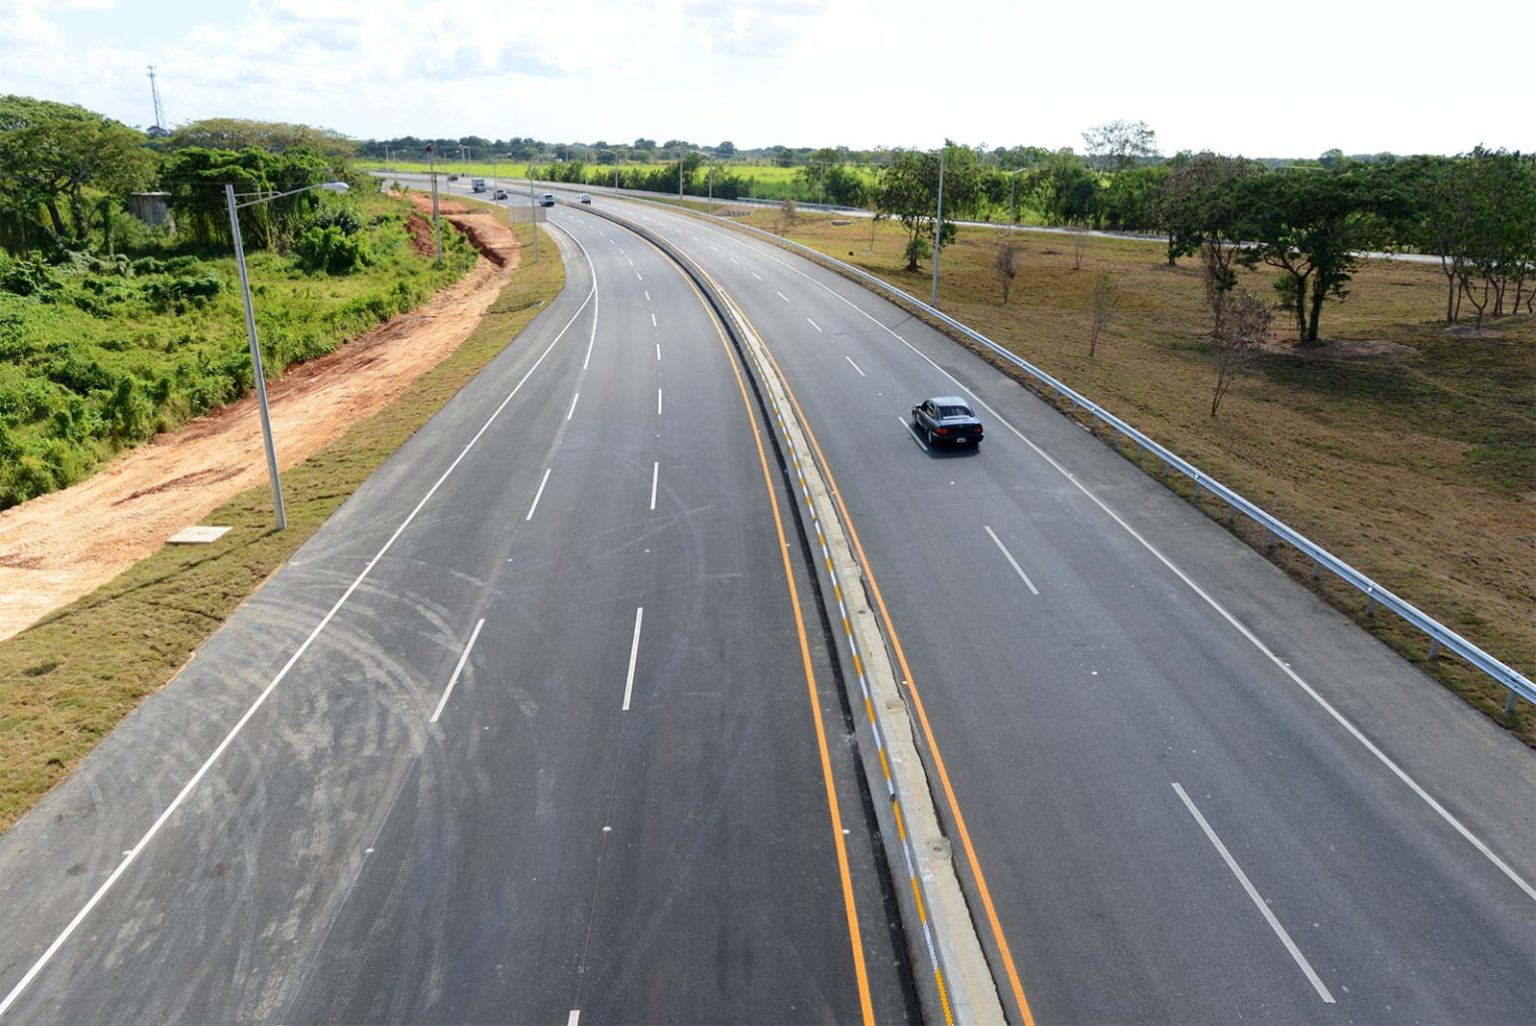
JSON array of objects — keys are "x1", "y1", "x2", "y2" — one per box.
[
  {"x1": 0, "y1": 191, "x2": 476, "y2": 508},
  {"x1": 0, "y1": 224, "x2": 564, "y2": 831},
  {"x1": 723, "y1": 206, "x2": 1536, "y2": 743}
]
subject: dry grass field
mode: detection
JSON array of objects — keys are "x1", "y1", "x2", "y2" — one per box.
[{"x1": 737, "y1": 208, "x2": 1534, "y2": 742}]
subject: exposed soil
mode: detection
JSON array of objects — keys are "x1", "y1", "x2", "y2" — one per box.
[{"x1": 0, "y1": 195, "x2": 521, "y2": 640}]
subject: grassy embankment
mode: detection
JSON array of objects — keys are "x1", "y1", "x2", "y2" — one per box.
[
  {"x1": 730, "y1": 207, "x2": 1534, "y2": 742},
  {"x1": 0, "y1": 223, "x2": 565, "y2": 831},
  {"x1": 0, "y1": 190, "x2": 477, "y2": 508}
]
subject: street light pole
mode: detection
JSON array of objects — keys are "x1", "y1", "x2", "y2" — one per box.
[
  {"x1": 223, "y1": 177, "x2": 349, "y2": 531},
  {"x1": 426, "y1": 144, "x2": 442, "y2": 266},
  {"x1": 931, "y1": 146, "x2": 946, "y2": 308}
]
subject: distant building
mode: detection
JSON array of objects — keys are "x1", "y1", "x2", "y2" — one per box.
[{"x1": 129, "y1": 192, "x2": 175, "y2": 232}]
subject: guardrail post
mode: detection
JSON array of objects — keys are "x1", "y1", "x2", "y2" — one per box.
[
  {"x1": 1265, "y1": 528, "x2": 1276, "y2": 552},
  {"x1": 1226, "y1": 505, "x2": 1235, "y2": 526},
  {"x1": 1429, "y1": 638, "x2": 1440, "y2": 660},
  {"x1": 1312, "y1": 560, "x2": 1321, "y2": 582},
  {"x1": 1507, "y1": 689, "x2": 1519, "y2": 715},
  {"x1": 1366, "y1": 589, "x2": 1377, "y2": 617},
  {"x1": 1193, "y1": 476, "x2": 1202, "y2": 500}
]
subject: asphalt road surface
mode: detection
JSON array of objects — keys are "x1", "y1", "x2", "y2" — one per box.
[
  {"x1": 546, "y1": 192, "x2": 1533, "y2": 1025},
  {"x1": 0, "y1": 213, "x2": 918, "y2": 1023}
]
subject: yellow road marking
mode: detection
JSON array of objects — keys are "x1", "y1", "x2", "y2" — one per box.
[
  {"x1": 754, "y1": 335, "x2": 1039, "y2": 1026},
  {"x1": 680, "y1": 270, "x2": 877, "y2": 1026}
]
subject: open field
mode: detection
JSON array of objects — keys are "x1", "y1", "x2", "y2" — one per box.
[
  {"x1": 0, "y1": 223, "x2": 564, "y2": 831},
  {"x1": 724, "y1": 206, "x2": 1534, "y2": 741}
]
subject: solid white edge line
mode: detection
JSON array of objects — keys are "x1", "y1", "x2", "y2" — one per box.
[
  {"x1": 430, "y1": 618, "x2": 486, "y2": 723},
  {"x1": 567, "y1": 392, "x2": 580, "y2": 421},
  {"x1": 984, "y1": 525, "x2": 1040, "y2": 595},
  {"x1": 899, "y1": 416, "x2": 928, "y2": 450},
  {"x1": 845, "y1": 356, "x2": 866, "y2": 378},
  {"x1": 525, "y1": 467, "x2": 552, "y2": 522},
  {"x1": 650, "y1": 461, "x2": 659, "y2": 510},
  {"x1": 756, "y1": 242, "x2": 1536, "y2": 904},
  {"x1": 1172, "y1": 783, "x2": 1336, "y2": 1003},
  {"x1": 621, "y1": 607, "x2": 645, "y2": 710},
  {"x1": 0, "y1": 226, "x2": 603, "y2": 1023}
]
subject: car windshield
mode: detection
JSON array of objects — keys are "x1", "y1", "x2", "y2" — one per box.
[{"x1": 939, "y1": 406, "x2": 972, "y2": 418}]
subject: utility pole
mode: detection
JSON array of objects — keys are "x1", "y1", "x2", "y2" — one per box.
[
  {"x1": 426, "y1": 144, "x2": 442, "y2": 266},
  {"x1": 930, "y1": 146, "x2": 945, "y2": 308}
]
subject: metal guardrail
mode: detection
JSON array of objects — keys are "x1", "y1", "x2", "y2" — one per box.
[{"x1": 658, "y1": 209, "x2": 1535, "y2": 714}]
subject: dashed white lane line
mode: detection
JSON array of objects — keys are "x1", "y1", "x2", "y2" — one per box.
[
  {"x1": 621, "y1": 607, "x2": 644, "y2": 711},
  {"x1": 525, "y1": 467, "x2": 552, "y2": 522},
  {"x1": 1172, "y1": 783, "x2": 1336, "y2": 1003},
  {"x1": 845, "y1": 355, "x2": 866, "y2": 377},
  {"x1": 657, "y1": 388, "x2": 664, "y2": 416},
  {"x1": 651, "y1": 312, "x2": 657, "y2": 327},
  {"x1": 627, "y1": 258, "x2": 634, "y2": 267},
  {"x1": 729, "y1": 256, "x2": 739, "y2": 264},
  {"x1": 655, "y1": 343, "x2": 662, "y2": 362},
  {"x1": 430, "y1": 618, "x2": 486, "y2": 723},
  {"x1": 776, "y1": 290, "x2": 789, "y2": 302},
  {"x1": 567, "y1": 392, "x2": 580, "y2": 421},
  {"x1": 644, "y1": 289, "x2": 651, "y2": 302},
  {"x1": 649, "y1": 461, "x2": 659, "y2": 510},
  {"x1": 807, "y1": 317, "x2": 822, "y2": 332},
  {"x1": 751, "y1": 271, "x2": 762, "y2": 280},
  {"x1": 984, "y1": 525, "x2": 1040, "y2": 595},
  {"x1": 636, "y1": 271, "x2": 643, "y2": 282},
  {"x1": 568, "y1": 1010, "x2": 580, "y2": 1026},
  {"x1": 900, "y1": 416, "x2": 929, "y2": 450}
]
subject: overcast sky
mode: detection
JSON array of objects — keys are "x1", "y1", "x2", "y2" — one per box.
[{"x1": 4, "y1": 0, "x2": 1531, "y2": 158}]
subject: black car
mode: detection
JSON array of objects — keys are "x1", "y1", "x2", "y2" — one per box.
[{"x1": 911, "y1": 396, "x2": 983, "y2": 448}]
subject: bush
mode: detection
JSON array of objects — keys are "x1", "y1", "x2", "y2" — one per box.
[
  {"x1": 0, "y1": 258, "x2": 61, "y2": 298},
  {"x1": 295, "y1": 224, "x2": 371, "y2": 275},
  {"x1": 142, "y1": 271, "x2": 222, "y2": 309}
]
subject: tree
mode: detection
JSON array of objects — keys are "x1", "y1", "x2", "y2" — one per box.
[
  {"x1": 166, "y1": 118, "x2": 355, "y2": 159},
  {"x1": 1025, "y1": 151, "x2": 1098, "y2": 226},
  {"x1": 1232, "y1": 168, "x2": 1385, "y2": 344},
  {"x1": 1081, "y1": 119, "x2": 1159, "y2": 173},
  {"x1": 873, "y1": 146, "x2": 979, "y2": 271},
  {"x1": 1089, "y1": 270, "x2": 1118, "y2": 356},
  {"x1": 158, "y1": 146, "x2": 331, "y2": 248},
  {"x1": 716, "y1": 141, "x2": 736, "y2": 158},
  {"x1": 995, "y1": 238, "x2": 1019, "y2": 303},
  {"x1": 1210, "y1": 290, "x2": 1273, "y2": 416},
  {"x1": 0, "y1": 95, "x2": 155, "y2": 251}
]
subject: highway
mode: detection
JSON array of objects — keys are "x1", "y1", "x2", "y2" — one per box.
[
  {"x1": 0, "y1": 209, "x2": 917, "y2": 1022},
  {"x1": 1, "y1": 174, "x2": 1531, "y2": 1026},
  {"x1": 540, "y1": 191, "x2": 1534, "y2": 1023}
]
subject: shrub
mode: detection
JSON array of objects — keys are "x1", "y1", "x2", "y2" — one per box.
[
  {"x1": 295, "y1": 224, "x2": 371, "y2": 275},
  {"x1": 1, "y1": 258, "x2": 61, "y2": 298},
  {"x1": 142, "y1": 271, "x2": 222, "y2": 309}
]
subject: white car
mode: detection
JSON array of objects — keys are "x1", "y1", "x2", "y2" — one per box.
[
  {"x1": 578, "y1": 194, "x2": 592, "y2": 204},
  {"x1": 540, "y1": 193, "x2": 555, "y2": 207}
]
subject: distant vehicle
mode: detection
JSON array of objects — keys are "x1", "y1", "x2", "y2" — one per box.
[
  {"x1": 540, "y1": 193, "x2": 556, "y2": 207},
  {"x1": 471, "y1": 178, "x2": 487, "y2": 193},
  {"x1": 578, "y1": 193, "x2": 592, "y2": 204},
  {"x1": 493, "y1": 188, "x2": 508, "y2": 200},
  {"x1": 911, "y1": 396, "x2": 984, "y2": 448},
  {"x1": 447, "y1": 174, "x2": 459, "y2": 181}
]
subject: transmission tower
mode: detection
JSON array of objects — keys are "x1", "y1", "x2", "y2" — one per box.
[{"x1": 147, "y1": 65, "x2": 166, "y2": 134}]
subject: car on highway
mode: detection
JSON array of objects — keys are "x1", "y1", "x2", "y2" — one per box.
[
  {"x1": 579, "y1": 193, "x2": 592, "y2": 204},
  {"x1": 911, "y1": 396, "x2": 984, "y2": 448},
  {"x1": 493, "y1": 188, "x2": 508, "y2": 200},
  {"x1": 447, "y1": 174, "x2": 459, "y2": 181},
  {"x1": 540, "y1": 193, "x2": 556, "y2": 207}
]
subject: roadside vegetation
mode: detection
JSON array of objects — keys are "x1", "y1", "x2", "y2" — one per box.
[
  {"x1": 717, "y1": 204, "x2": 1533, "y2": 742},
  {"x1": 0, "y1": 223, "x2": 563, "y2": 830},
  {"x1": 0, "y1": 97, "x2": 474, "y2": 509}
]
